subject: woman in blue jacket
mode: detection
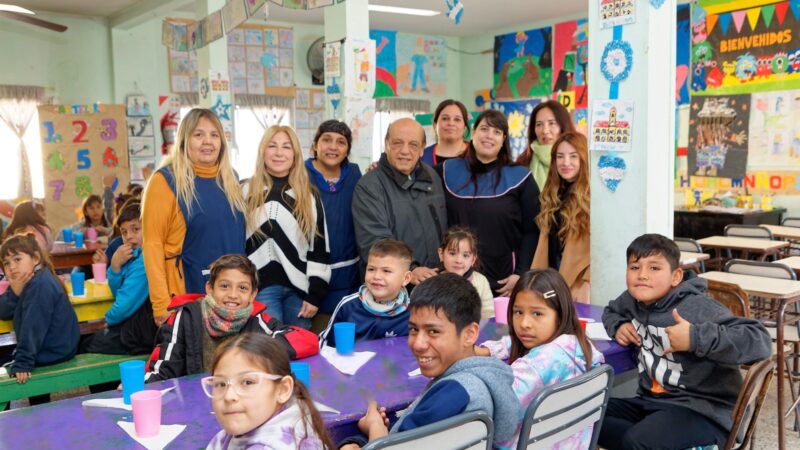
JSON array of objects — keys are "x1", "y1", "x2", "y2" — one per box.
[{"x1": 304, "y1": 120, "x2": 362, "y2": 327}]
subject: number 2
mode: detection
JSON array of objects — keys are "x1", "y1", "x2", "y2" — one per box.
[{"x1": 73, "y1": 120, "x2": 88, "y2": 143}]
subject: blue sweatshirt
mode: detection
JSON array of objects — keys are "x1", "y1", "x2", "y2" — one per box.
[
  {"x1": 305, "y1": 159, "x2": 363, "y2": 313},
  {"x1": 105, "y1": 247, "x2": 149, "y2": 326},
  {"x1": 0, "y1": 268, "x2": 79, "y2": 374},
  {"x1": 318, "y1": 288, "x2": 409, "y2": 347}
]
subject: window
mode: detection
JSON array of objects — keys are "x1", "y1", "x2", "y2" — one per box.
[{"x1": 0, "y1": 100, "x2": 44, "y2": 199}]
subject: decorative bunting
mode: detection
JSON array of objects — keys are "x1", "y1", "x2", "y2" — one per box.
[
  {"x1": 745, "y1": 7, "x2": 760, "y2": 31},
  {"x1": 775, "y1": 1, "x2": 789, "y2": 25},
  {"x1": 446, "y1": 0, "x2": 464, "y2": 25},
  {"x1": 706, "y1": 14, "x2": 718, "y2": 34},
  {"x1": 731, "y1": 10, "x2": 746, "y2": 33},
  {"x1": 717, "y1": 12, "x2": 731, "y2": 34},
  {"x1": 761, "y1": 4, "x2": 775, "y2": 28},
  {"x1": 791, "y1": 0, "x2": 800, "y2": 22}
]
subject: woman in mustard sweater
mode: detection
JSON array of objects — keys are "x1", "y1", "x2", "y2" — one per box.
[{"x1": 141, "y1": 109, "x2": 246, "y2": 325}]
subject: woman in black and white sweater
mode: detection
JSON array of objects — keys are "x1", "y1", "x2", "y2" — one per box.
[{"x1": 243, "y1": 125, "x2": 331, "y2": 329}]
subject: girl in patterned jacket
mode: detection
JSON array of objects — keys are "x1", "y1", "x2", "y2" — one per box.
[{"x1": 476, "y1": 268, "x2": 604, "y2": 450}]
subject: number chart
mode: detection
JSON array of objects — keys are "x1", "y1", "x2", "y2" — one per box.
[{"x1": 38, "y1": 104, "x2": 130, "y2": 230}]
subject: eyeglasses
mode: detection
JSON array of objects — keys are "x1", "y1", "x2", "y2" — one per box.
[{"x1": 200, "y1": 372, "x2": 282, "y2": 398}]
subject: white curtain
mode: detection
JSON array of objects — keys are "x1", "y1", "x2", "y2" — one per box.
[{"x1": 0, "y1": 85, "x2": 44, "y2": 199}]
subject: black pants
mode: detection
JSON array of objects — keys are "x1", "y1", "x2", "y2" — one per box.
[
  {"x1": 598, "y1": 397, "x2": 729, "y2": 450},
  {"x1": 80, "y1": 300, "x2": 157, "y2": 356}
]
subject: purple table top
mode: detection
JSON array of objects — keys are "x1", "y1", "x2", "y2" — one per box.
[{"x1": 0, "y1": 305, "x2": 635, "y2": 449}]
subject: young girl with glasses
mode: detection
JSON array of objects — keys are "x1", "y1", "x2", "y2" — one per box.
[{"x1": 202, "y1": 333, "x2": 334, "y2": 449}]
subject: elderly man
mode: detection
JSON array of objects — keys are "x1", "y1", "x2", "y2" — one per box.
[{"x1": 352, "y1": 118, "x2": 446, "y2": 285}]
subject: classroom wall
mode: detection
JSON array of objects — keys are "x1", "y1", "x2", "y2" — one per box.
[{"x1": 0, "y1": 12, "x2": 114, "y2": 104}]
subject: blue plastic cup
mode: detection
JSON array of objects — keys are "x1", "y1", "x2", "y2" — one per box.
[
  {"x1": 62, "y1": 227, "x2": 73, "y2": 243},
  {"x1": 290, "y1": 362, "x2": 310, "y2": 388},
  {"x1": 70, "y1": 272, "x2": 85, "y2": 296},
  {"x1": 119, "y1": 360, "x2": 145, "y2": 405},
  {"x1": 334, "y1": 322, "x2": 356, "y2": 355},
  {"x1": 73, "y1": 231, "x2": 84, "y2": 248}
]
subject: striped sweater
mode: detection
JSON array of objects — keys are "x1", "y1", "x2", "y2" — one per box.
[{"x1": 244, "y1": 176, "x2": 331, "y2": 307}]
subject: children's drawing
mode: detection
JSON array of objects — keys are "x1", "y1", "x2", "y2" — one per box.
[
  {"x1": 494, "y1": 27, "x2": 552, "y2": 99},
  {"x1": 748, "y1": 89, "x2": 800, "y2": 167},
  {"x1": 590, "y1": 99, "x2": 634, "y2": 152},
  {"x1": 687, "y1": 94, "x2": 750, "y2": 178},
  {"x1": 397, "y1": 34, "x2": 446, "y2": 96}
]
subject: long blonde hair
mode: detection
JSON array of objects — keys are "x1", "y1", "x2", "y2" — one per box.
[
  {"x1": 535, "y1": 132, "x2": 590, "y2": 241},
  {"x1": 245, "y1": 126, "x2": 317, "y2": 241},
  {"x1": 158, "y1": 108, "x2": 245, "y2": 216}
]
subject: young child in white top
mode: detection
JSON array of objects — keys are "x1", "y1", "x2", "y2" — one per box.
[{"x1": 438, "y1": 227, "x2": 493, "y2": 318}]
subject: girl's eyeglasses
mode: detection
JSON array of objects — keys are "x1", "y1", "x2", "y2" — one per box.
[{"x1": 200, "y1": 372, "x2": 282, "y2": 398}]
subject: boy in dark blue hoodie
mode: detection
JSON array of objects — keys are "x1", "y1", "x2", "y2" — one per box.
[
  {"x1": 0, "y1": 234, "x2": 79, "y2": 393},
  {"x1": 600, "y1": 234, "x2": 772, "y2": 449}
]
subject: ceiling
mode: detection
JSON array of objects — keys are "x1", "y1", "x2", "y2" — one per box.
[{"x1": 6, "y1": 0, "x2": 586, "y2": 36}]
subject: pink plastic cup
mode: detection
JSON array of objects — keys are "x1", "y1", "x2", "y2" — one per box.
[
  {"x1": 493, "y1": 297, "x2": 510, "y2": 325},
  {"x1": 0, "y1": 280, "x2": 9, "y2": 295},
  {"x1": 92, "y1": 263, "x2": 107, "y2": 283},
  {"x1": 131, "y1": 390, "x2": 162, "y2": 438},
  {"x1": 86, "y1": 227, "x2": 98, "y2": 242}
]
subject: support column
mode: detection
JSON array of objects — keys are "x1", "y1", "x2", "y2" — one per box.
[
  {"x1": 194, "y1": 0, "x2": 233, "y2": 145},
  {"x1": 589, "y1": 2, "x2": 677, "y2": 304},
  {"x1": 324, "y1": 0, "x2": 375, "y2": 169}
]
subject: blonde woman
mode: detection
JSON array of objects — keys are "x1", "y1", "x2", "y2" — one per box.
[
  {"x1": 244, "y1": 126, "x2": 330, "y2": 329},
  {"x1": 142, "y1": 108, "x2": 246, "y2": 326},
  {"x1": 531, "y1": 132, "x2": 590, "y2": 303}
]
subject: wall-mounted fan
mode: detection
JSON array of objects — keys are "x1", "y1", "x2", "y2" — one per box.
[
  {"x1": 307, "y1": 37, "x2": 324, "y2": 86},
  {"x1": 0, "y1": 4, "x2": 68, "y2": 32}
]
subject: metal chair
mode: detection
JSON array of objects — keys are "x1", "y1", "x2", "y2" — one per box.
[
  {"x1": 675, "y1": 237, "x2": 706, "y2": 273},
  {"x1": 783, "y1": 218, "x2": 800, "y2": 228},
  {"x1": 516, "y1": 365, "x2": 613, "y2": 450},
  {"x1": 362, "y1": 410, "x2": 493, "y2": 450},
  {"x1": 724, "y1": 225, "x2": 775, "y2": 261},
  {"x1": 706, "y1": 279, "x2": 750, "y2": 318},
  {"x1": 723, "y1": 356, "x2": 776, "y2": 450},
  {"x1": 781, "y1": 217, "x2": 800, "y2": 256},
  {"x1": 723, "y1": 259, "x2": 796, "y2": 281}
]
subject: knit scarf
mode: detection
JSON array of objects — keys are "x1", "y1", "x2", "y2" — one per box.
[
  {"x1": 202, "y1": 295, "x2": 253, "y2": 338},
  {"x1": 529, "y1": 141, "x2": 552, "y2": 189},
  {"x1": 358, "y1": 285, "x2": 410, "y2": 317}
]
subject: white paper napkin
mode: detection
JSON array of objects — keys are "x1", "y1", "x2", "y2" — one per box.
[
  {"x1": 578, "y1": 317, "x2": 595, "y2": 323},
  {"x1": 314, "y1": 401, "x2": 341, "y2": 414},
  {"x1": 408, "y1": 368, "x2": 421, "y2": 377},
  {"x1": 320, "y1": 346, "x2": 375, "y2": 375},
  {"x1": 586, "y1": 323, "x2": 612, "y2": 341},
  {"x1": 117, "y1": 421, "x2": 185, "y2": 450},
  {"x1": 83, "y1": 387, "x2": 176, "y2": 411}
]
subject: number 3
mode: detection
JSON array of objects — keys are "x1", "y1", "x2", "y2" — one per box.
[{"x1": 101, "y1": 118, "x2": 117, "y2": 141}]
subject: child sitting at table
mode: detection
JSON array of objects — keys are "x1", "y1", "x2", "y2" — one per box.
[
  {"x1": 3, "y1": 200, "x2": 53, "y2": 253},
  {"x1": 318, "y1": 239, "x2": 412, "y2": 347},
  {"x1": 81, "y1": 201, "x2": 156, "y2": 355},
  {"x1": 145, "y1": 254, "x2": 319, "y2": 382},
  {"x1": 204, "y1": 333, "x2": 335, "y2": 450},
  {"x1": 340, "y1": 273, "x2": 518, "y2": 449},
  {"x1": 0, "y1": 234, "x2": 79, "y2": 393},
  {"x1": 438, "y1": 227, "x2": 493, "y2": 318},
  {"x1": 69, "y1": 194, "x2": 111, "y2": 240},
  {"x1": 475, "y1": 268, "x2": 604, "y2": 449},
  {"x1": 599, "y1": 233, "x2": 772, "y2": 450}
]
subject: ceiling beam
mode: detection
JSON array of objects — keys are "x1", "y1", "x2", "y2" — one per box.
[{"x1": 109, "y1": 0, "x2": 189, "y2": 30}]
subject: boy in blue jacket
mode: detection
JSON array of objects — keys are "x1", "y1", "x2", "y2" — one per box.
[
  {"x1": 599, "y1": 234, "x2": 772, "y2": 449},
  {"x1": 318, "y1": 239, "x2": 412, "y2": 347},
  {"x1": 340, "y1": 273, "x2": 518, "y2": 449},
  {"x1": 82, "y1": 201, "x2": 156, "y2": 355}
]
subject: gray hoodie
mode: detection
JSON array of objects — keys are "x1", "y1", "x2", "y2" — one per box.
[
  {"x1": 603, "y1": 272, "x2": 772, "y2": 431},
  {"x1": 391, "y1": 356, "x2": 518, "y2": 448}
]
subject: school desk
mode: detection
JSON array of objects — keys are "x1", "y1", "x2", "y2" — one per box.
[
  {"x1": 0, "y1": 304, "x2": 635, "y2": 448},
  {"x1": 50, "y1": 241, "x2": 100, "y2": 270},
  {"x1": 679, "y1": 251, "x2": 709, "y2": 272},
  {"x1": 776, "y1": 256, "x2": 800, "y2": 277},
  {"x1": 761, "y1": 224, "x2": 800, "y2": 241},
  {"x1": 700, "y1": 270, "x2": 800, "y2": 450}
]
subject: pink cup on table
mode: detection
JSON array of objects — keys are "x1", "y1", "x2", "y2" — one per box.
[
  {"x1": 0, "y1": 280, "x2": 8, "y2": 295},
  {"x1": 493, "y1": 297, "x2": 510, "y2": 325},
  {"x1": 86, "y1": 227, "x2": 98, "y2": 242},
  {"x1": 92, "y1": 263, "x2": 107, "y2": 283},
  {"x1": 131, "y1": 390, "x2": 162, "y2": 437}
]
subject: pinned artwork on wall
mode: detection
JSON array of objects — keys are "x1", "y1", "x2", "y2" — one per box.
[
  {"x1": 228, "y1": 25, "x2": 293, "y2": 94},
  {"x1": 687, "y1": 94, "x2": 750, "y2": 179},
  {"x1": 748, "y1": 89, "x2": 800, "y2": 168},
  {"x1": 126, "y1": 116, "x2": 154, "y2": 137},
  {"x1": 691, "y1": 0, "x2": 800, "y2": 95},
  {"x1": 167, "y1": 47, "x2": 198, "y2": 93},
  {"x1": 599, "y1": 0, "x2": 635, "y2": 29},
  {"x1": 324, "y1": 40, "x2": 341, "y2": 78},
  {"x1": 345, "y1": 96, "x2": 376, "y2": 158},
  {"x1": 344, "y1": 38, "x2": 376, "y2": 98},
  {"x1": 128, "y1": 137, "x2": 156, "y2": 158},
  {"x1": 130, "y1": 159, "x2": 156, "y2": 182},
  {"x1": 126, "y1": 96, "x2": 150, "y2": 117},
  {"x1": 590, "y1": 99, "x2": 634, "y2": 152},
  {"x1": 489, "y1": 98, "x2": 543, "y2": 158},
  {"x1": 552, "y1": 19, "x2": 588, "y2": 109},
  {"x1": 396, "y1": 34, "x2": 447, "y2": 96},
  {"x1": 370, "y1": 30, "x2": 398, "y2": 97},
  {"x1": 493, "y1": 27, "x2": 553, "y2": 100},
  {"x1": 203, "y1": 11, "x2": 224, "y2": 44},
  {"x1": 222, "y1": 0, "x2": 248, "y2": 33},
  {"x1": 676, "y1": 4, "x2": 691, "y2": 105},
  {"x1": 598, "y1": 153, "x2": 627, "y2": 192}
]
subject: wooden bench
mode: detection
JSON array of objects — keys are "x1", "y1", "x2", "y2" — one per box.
[{"x1": 0, "y1": 353, "x2": 147, "y2": 410}]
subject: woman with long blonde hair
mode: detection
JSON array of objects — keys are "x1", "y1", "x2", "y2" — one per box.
[
  {"x1": 531, "y1": 132, "x2": 590, "y2": 302},
  {"x1": 142, "y1": 108, "x2": 246, "y2": 326},
  {"x1": 244, "y1": 125, "x2": 330, "y2": 329}
]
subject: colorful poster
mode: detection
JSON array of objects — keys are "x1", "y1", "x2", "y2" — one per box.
[
  {"x1": 222, "y1": 0, "x2": 248, "y2": 34},
  {"x1": 748, "y1": 89, "x2": 800, "y2": 167},
  {"x1": 599, "y1": 0, "x2": 635, "y2": 29},
  {"x1": 168, "y1": 48, "x2": 199, "y2": 93},
  {"x1": 489, "y1": 98, "x2": 543, "y2": 158},
  {"x1": 552, "y1": 19, "x2": 588, "y2": 109},
  {"x1": 203, "y1": 11, "x2": 224, "y2": 44},
  {"x1": 675, "y1": 170, "x2": 800, "y2": 195},
  {"x1": 493, "y1": 27, "x2": 553, "y2": 100},
  {"x1": 691, "y1": 0, "x2": 800, "y2": 96},
  {"x1": 344, "y1": 97, "x2": 376, "y2": 158},
  {"x1": 590, "y1": 99, "x2": 634, "y2": 152},
  {"x1": 295, "y1": 88, "x2": 326, "y2": 153},
  {"x1": 228, "y1": 25, "x2": 293, "y2": 94},
  {"x1": 324, "y1": 40, "x2": 341, "y2": 78},
  {"x1": 209, "y1": 69, "x2": 233, "y2": 142},
  {"x1": 344, "y1": 38, "x2": 376, "y2": 98},
  {"x1": 687, "y1": 94, "x2": 750, "y2": 178},
  {"x1": 38, "y1": 105, "x2": 129, "y2": 230},
  {"x1": 676, "y1": 3, "x2": 691, "y2": 105},
  {"x1": 397, "y1": 34, "x2": 447, "y2": 96},
  {"x1": 370, "y1": 30, "x2": 398, "y2": 97}
]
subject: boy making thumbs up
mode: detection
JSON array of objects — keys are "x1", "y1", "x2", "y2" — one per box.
[{"x1": 599, "y1": 234, "x2": 771, "y2": 450}]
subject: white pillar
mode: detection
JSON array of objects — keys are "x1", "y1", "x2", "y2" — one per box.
[
  {"x1": 195, "y1": 0, "x2": 228, "y2": 108},
  {"x1": 589, "y1": 2, "x2": 677, "y2": 304}
]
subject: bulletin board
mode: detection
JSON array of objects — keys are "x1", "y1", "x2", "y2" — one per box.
[
  {"x1": 294, "y1": 88, "x2": 326, "y2": 154},
  {"x1": 38, "y1": 104, "x2": 129, "y2": 230},
  {"x1": 227, "y1": 24, "x2": 295, "y2": 97},
  {"x1": 166, "y1": 18, "x2": 199, "y2": 94}
]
